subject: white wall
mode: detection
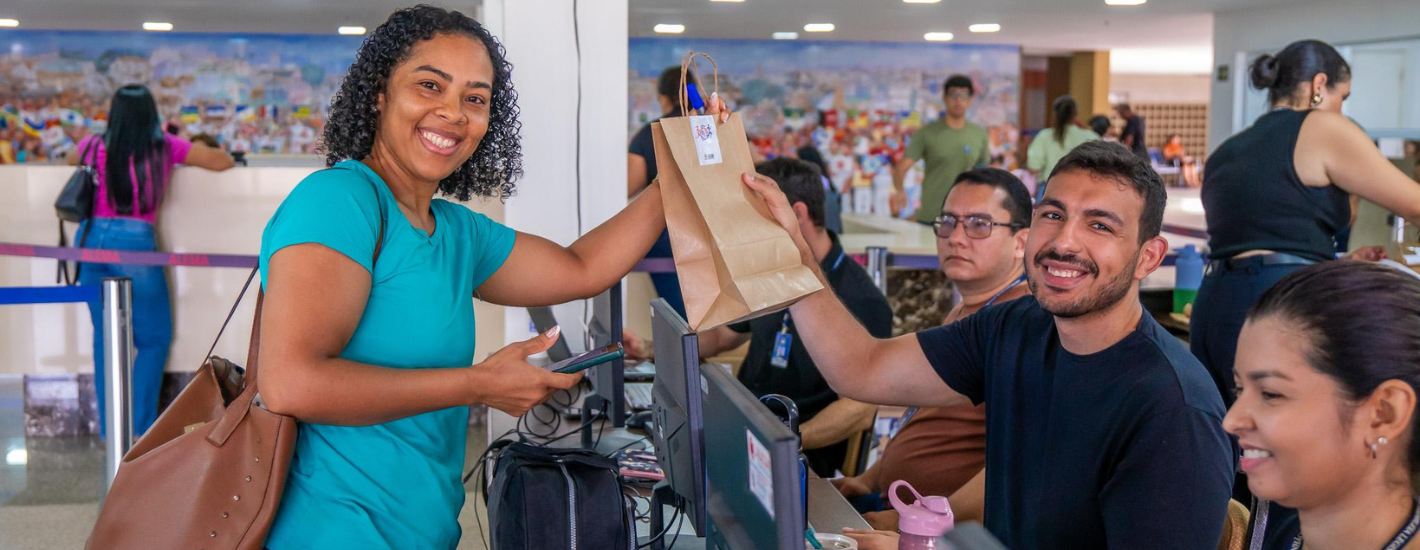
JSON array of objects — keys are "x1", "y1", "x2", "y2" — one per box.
[
  {"x1": 483, "y1": 0, "x2": 629, "y2": 354},
  {"x1": 1209, "y1": 0, "x2": 1420, "y2": 151},
  {"x1": 1111, "y1": 74, "x2": 1212, "y2": 104}
]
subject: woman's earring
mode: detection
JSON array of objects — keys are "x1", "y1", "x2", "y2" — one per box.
[
  {"x1": 1371, "y1": 437, "x2": 1389, "y2": 459},
  {"x1": 1310, "y1": 93, "x2": 1323, "y2": 107}
]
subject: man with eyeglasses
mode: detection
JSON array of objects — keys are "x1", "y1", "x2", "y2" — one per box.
[
  {"x1": 744, "y1": 141, "x2": 1233, "y2": 549},
  {"x1": 834, "y1": 168, "x2": 1032, "y2": 536},
  {"x1": 893, "y1": 74, "x2": 991, "y2": 223}
]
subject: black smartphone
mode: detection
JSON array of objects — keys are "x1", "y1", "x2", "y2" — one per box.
[{"x1": 545, "y1": 343, "x2": 624, "y2": 374}]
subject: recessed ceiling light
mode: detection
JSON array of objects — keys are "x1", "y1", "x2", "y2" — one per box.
[
  {"x1": 1105, "y1": 0, "x2": 1147, "y2": 5},
  {"x1": 903, "y1": 0, "x2": 942, "y2": 3},
  {"x1": 654, "y1": 24, "x2": 686, "y2": 34},
  {"x1": 772, "y1": 32, "x2": 799, "y2": 40},
  {"x1": 142, "y1": 22, "x2": 174, "y2": 31},
  {"x1": 969, "y1": 23, "x2": 1001, "y2": 33},
  {"x1": 803, "y1": 23, "x2": 835, "y2": 32},
  {"x1": 0, "y1": 18, "x2": 18, "y2": 28},
  {"x1": 337, "y1": 26, "x2": 367, "y2": 35},
  {"x1": 924, "y1": 32, "x2": 955, "y2": 42},
  {"x1": 710, "y1": 0, "x2": 745, "y2": 2},
  {"x1": 5, "y1": 448, "x2": 26, "y2": 466}
]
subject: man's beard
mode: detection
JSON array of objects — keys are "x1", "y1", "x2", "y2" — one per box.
[{"x1": 1027, "y1": 248, "x2": 1138, "y2": 319}]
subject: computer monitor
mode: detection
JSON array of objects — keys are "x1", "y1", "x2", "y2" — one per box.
[
  {"x1": 649, "y1": 297, "x2": 707, "y2": 537},
  {"x1": 586, "y1": 281, "x2": 626, "y2": 428},
  {"x1": 701, "y1": 360, "x2": 805, "y2": 550},
  {"x1": 526, "y1": 306, "x2": 573, "y2": 362}
]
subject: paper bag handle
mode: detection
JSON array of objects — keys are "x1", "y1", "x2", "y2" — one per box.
[{"x1": 679, "y1": 51, "x2": 720, "y2": 115}]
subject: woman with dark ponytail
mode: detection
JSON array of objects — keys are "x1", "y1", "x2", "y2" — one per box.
[
  {"x1": 70, "y1": 84, "x2": 234, "y2": 438},
  {"x1": 1194, "y1": 38, "x2": 1420, "y2": 413},
  {"x1": 1024, "y1": 94, "x2": 1099, "y2": 199},
  {"x1": 1193, "y1": 38, "x2": 1420, "y2": 546},
  {"x1": 1226, "y1": 261, "x2": 1420, "y2": 549}
]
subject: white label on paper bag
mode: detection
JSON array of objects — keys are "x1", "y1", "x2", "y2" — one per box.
[
  {"x1": 690, "y1": 115, "x2": 723, "y2": 166},
  {"x1": 747, "y1": 429, "x2": 775, "y2": 518}
]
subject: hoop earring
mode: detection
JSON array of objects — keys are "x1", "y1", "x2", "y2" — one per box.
[{"x1": 1310, "y1": 93, "x2": 1323, "y2": 107}]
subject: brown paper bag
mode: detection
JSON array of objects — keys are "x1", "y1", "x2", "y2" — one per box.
[{"x1": 652, "y1": 52, "x2": 823, "y2": 331}]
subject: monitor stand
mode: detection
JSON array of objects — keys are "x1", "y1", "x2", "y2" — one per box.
[
  {"x1": 648, "y1": 481, "x2": 679, "y2": 550},
  {"x1": 578, "y1": 395, "x2": 643, "y2": 455}
]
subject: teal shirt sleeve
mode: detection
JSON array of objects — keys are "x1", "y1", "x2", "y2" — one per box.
[
  {"x1": 260, "y1": 167, "x2": 383, "y2": 286},
  {"x1": 462, "y1": 207, "x2": 516, "y2": 290}
]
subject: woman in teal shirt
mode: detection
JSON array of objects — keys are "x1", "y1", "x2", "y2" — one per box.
[{"x1": 255, "y1": 7, "x2": 729, "y2": 549}]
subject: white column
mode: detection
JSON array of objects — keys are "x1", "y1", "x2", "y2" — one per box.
[{"x1": 484, "y1": 0, "x2": 629, "y2": 351}]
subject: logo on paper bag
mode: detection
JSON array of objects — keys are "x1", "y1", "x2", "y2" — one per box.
[{"x1": 689, "y1": 115, "x2": 723, "y2": 166}]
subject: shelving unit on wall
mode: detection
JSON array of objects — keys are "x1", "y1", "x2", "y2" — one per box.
[{"x1": 1108, "y1": 103, "x2": 1209, "y2": 158}]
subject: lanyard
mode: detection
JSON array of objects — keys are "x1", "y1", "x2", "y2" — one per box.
[
  {"x1": 780, "y1": 250, "x2": 847, "y2": 335},
  {"x1": 1290, "y1": 499, "x2": 1420, "y2": 550},
  {"x1": 984, "y1": 275, "x2": 1027, "y2": 309},
  {"x1": 894, "y1": 275, "x2": 1026, "y2": 436}
]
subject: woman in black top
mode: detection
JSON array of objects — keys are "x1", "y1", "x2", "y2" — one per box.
[
  {"x1": 1193, "y1": 39, "x2": 1420, "y2": 409},
  {"x1": 1192, "y1": 39, "x2": 1420, "y2": 548}
]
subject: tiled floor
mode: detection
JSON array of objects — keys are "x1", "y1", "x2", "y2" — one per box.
[{"x1": 0, "y1": 376, "x2": 494, "y2": 550}]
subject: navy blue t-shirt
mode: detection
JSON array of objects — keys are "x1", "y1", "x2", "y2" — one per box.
[{"x1": 917, "y1": 297, "x2": 1235, "y2": 549}]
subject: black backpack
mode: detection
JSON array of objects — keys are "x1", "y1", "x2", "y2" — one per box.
[{"x1": 486, "y1": 442, "x2": 636, "y2": 550}]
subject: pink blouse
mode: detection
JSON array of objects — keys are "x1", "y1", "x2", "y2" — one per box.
[{"x1": 77, "y1": 134, "x2": 193, "y2": 224}]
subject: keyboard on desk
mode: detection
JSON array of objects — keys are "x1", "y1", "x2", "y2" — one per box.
[{"x1": 625, "y1": 382, "x2": 654, "y2": 411}]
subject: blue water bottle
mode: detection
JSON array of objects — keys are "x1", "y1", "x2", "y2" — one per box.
[{"x1": 1174, "y1": 245, "x2": 1204, "y2": 314}]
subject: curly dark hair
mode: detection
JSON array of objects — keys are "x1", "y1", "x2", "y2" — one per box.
[{"x1": 321, "y1": 5, "x2": 522, "y2": 201}]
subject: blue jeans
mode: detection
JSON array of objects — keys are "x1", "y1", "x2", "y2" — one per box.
[{"x1": 77, "y1": 217, "x2": 173, "y2": 438}]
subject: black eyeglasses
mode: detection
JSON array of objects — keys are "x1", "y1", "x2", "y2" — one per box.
[{"x1": 932, "y1": 215, "x2": 1024, "y2": 240}]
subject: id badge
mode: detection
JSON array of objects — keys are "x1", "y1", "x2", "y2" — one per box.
[{"x1": 770, "y1": 332, "x2": 792, "y2": 368}]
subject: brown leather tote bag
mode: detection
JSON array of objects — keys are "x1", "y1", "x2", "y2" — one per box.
[
  {"x1": 85, "y1": 268, "x2": 293, "y2": 550},
  {"x1": 87, "y1": 167, "x2": 386, "y2": 550}
]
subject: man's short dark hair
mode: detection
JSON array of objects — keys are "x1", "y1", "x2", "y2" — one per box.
[
  {"x1": 657, "y1": 66, "x2": 698, "y2": 104},
  {"x1": 1088, "y1": 115, "x2": 1111, "y2": 136},
  {"x1": 757, "y1": 157, "x2": 826, "y2": 228},
  {"x1": 1047, "y1": 141, "x2": 1166, "y2": 244},
  {"x1": 950, "y1": 168, "x2": 1032, "y2": 230},
  {"x1": 943, "y1": 75, "x2": 974, "y2": 97}
]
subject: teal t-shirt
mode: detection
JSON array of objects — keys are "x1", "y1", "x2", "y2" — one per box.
[{"x1": 259, "y1": 160, "x2": 516, "y2": 550}]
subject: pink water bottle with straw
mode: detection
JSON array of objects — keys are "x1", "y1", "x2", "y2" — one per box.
[{"x1": 888, "y1": 480, "x2": 954, "y2": 550}]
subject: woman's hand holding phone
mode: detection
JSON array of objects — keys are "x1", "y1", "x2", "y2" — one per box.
[{"x1": 467, "y1": 326, "x2": 584, "y2": 417}]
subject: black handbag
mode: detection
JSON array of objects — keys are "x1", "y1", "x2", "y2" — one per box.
[
  {"x1": 486, "y1": 442, "x2": 637, "y2": 550},
  {"x1": 56, "y1": 140, "x2": 99, "y2": 223},
  {"x1": 55, "y1": 141, "x2": 100, "y2": 285}
]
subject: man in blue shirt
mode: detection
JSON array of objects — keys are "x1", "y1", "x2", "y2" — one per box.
[{"x1": 744, "y1": 140, "x2": 1235, "y2": 549}]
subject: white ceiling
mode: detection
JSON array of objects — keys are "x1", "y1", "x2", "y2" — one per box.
[
  {"x1": 629, "y1": 0, "x2": 1290, "y2": 55},
  {"x1": 0, "y1": 0, "x2": 1289, "y2": 65}
]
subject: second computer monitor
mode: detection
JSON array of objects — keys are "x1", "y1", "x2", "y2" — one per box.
[
  {"x1": 701, "y1": 359, "x2": 805, "y2": 550},
  {"x1": 587, "y1": 281, "x2": 626, "y2": 427},
  {"x1": 649, "y1": 297, "x2": 707, "y2": 536}
]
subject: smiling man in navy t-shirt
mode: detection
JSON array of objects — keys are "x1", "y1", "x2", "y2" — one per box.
[{"x1": 743, "y1": 140, "x2": 1235, "y2": 549}]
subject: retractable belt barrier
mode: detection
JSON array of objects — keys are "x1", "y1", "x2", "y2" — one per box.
[
  {"x1": 0, "y1": 240, "x2": 1185, "y2": 274},
  {"x1": 0, "y1": 284, "x2": 100, "y2": 305}
]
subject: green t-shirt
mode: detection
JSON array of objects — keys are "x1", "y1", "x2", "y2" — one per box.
[
  {"x1": 259, "y1": 160, "x2": 516, "y2": 550},
  {"x1": 1027, "y1": 125, "x2": 1101, "y2": 195},
  {"x1": 905, "y1": 119, "x2": 991, "y2": 223}
]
